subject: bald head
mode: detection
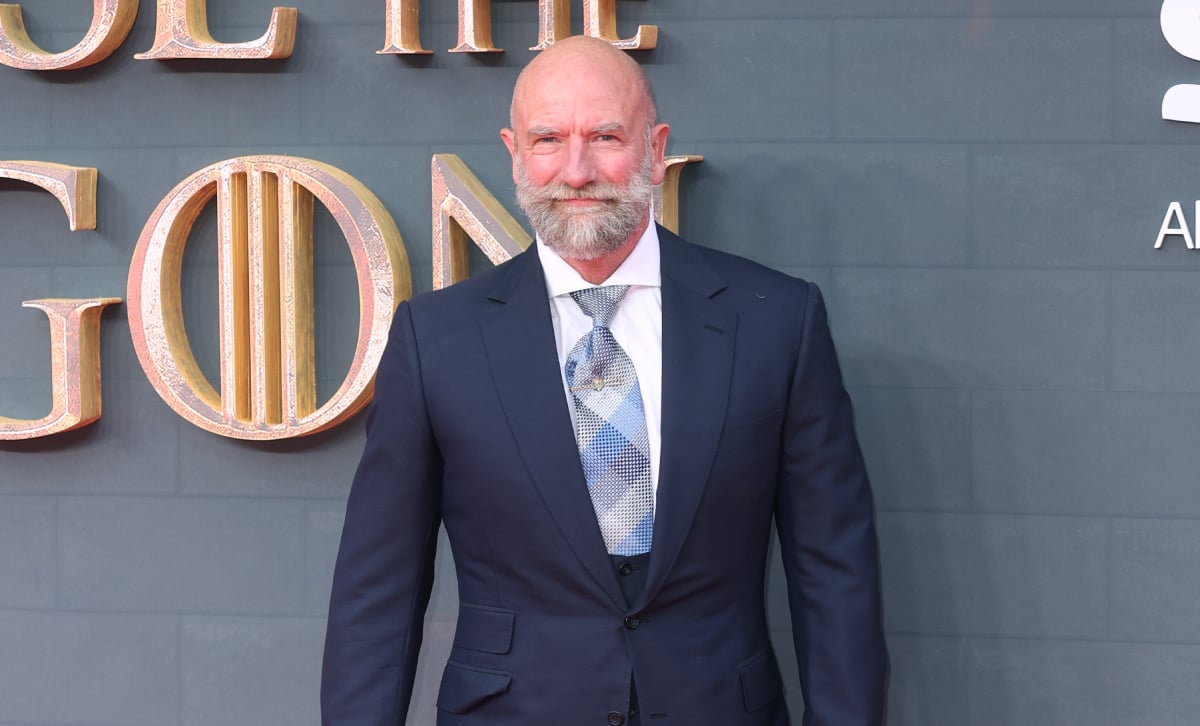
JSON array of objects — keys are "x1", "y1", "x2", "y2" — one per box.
[{"x1": 510, "y1": 36, "x2": 657, "y2": 133}]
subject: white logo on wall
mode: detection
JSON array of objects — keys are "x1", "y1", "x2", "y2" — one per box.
[
  {"x1": 1162, "y1": 0, "x2": 1200, "y2": 122},
  {"x1": 1156, "y1": 201, "x2": 1199, "y2": 249},
  {"x1": 1157, "y1": 2, "x2": 1200, "y2": 248}
]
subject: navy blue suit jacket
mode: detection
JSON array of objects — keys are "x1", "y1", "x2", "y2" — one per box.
[{"x1": 321, "y1": 227, "x2": 887, "y2": 725}]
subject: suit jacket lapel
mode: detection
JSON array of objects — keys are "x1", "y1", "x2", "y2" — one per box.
[
  {"x1": 480, "y1": 247, "x2": 626, "y2": 610},
  {"x1": 636, "y1": 228, "x2": 737, "y2": 612}
]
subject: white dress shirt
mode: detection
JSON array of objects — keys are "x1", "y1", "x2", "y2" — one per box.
[{"x1": 537, "y1": 224, "x2": 663, "y2": 501}]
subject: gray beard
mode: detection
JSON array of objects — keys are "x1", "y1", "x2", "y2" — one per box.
[{"x1": 515, "y1": 156, "x2": 654, "y2": 261}]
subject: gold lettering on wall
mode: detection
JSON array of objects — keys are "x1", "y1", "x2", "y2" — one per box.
[
  {"x1": 0, "y1": 299, "x2": 122, "y2": 439},
  {"x1": 413, "y1": 0, "x2": 657, "y2": 54},
  {"x1": 531, "y1": 0, "x2": 656, "y2": 51},
  {"x1": 531, "y1": 0, "x2": 570, "y2": 52},
  {"x1": 0, "y1": 161, "x2": 121, "y2": 440},
  {"x1": 127, "y1": 156, "x2": 411, "y2": 439},
  {"x1": 0, "y1": 0, "x2": 138, "y2": 70},
  {"x1": 431, "y1": 154, "x2": 532, "y2": 290},
  {"x1": 135, "y1": 0, "x2": 297, "y2": 60},
  {"x1": 0, "y1": 0, "x2": 660, "y2": 65},
  {"x1": 581, "y1": 0, "x2": 656, "y2": 50},
  {"x1": 450, "y1": 0, "x2": 500, "y2": 53},
  {"x1": 0, "y1": 161, "x2": 98, "y2": 230},
  {"x1": 431, "y1": 153, "x2": 700, "y2": 289},
  {"x1": 382, "y1": 0, "x2": 502, "y2": 55},
  {"x1": 379, "y1": 0, "x2": 430, "y2": 55},
  {"x1": 655, "y1": 155, "x2": 703, "y2": 234}
]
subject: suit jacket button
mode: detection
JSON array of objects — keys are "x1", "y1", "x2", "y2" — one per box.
[
  {"x1": 607, "y1": 711, "x2": 626, "y2": 725},
  {"x1": 618, "y1": 562, "x2": 633, "y2": 576},
  {"x1": 624, "y1": 615, "x2": 640, "y2": 630}
]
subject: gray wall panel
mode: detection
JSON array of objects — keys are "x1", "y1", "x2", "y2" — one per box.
[
  {"x1": 0, "y1": 611, "x2": 179, "y2": 725},
  {"x1": 889, "y1": 636, "x2": 1200, "y2": 726},
  {"x1": 884, "y1": 636, "x2": 972, "y2": 726},
  {"x1": 1110, "y1": 518, "x2": 1200, "y2": 643},
  {"x1": 972, "y1": 390, "x2": 1200, "y2": 516},
  {"x1": 59, "y1": 497, "x2": 306, "y2": 613},
  {"x1": 965, "y1": 640, "x2": 1200, "y2": 726},
  {"x1": 0, "y1": 268, "x2": 53, "y2": 379},
  {"x1": 685, "y1": 144, "x2": 970, "y2": 268},
  {"x1": 832, "y1": 268, "x2": 1109, "y2": 390},
  {"x1": 878, "y1": 512, "x2": 1109, "y2": 638},
  {"x1": 0, "y1": 182, "x2": 101, "y2": 268},
  {"x1": 851, "y1": 386, "x2": 973, "y2": 512},
  {"x1": 988, "y1": 1, "x2": 1154, "y2": 15},
  {"x1": 306, "y1": 500, "x2": 346, "y2": 617},
  {"x1": 182, "y1": 616, "x2": 324, "y2": 726},
  {"x1": 1112, "y1": 271, "x2": 1200, "y2": 392},
  {"x1": 50, "y1": 29, "x2": 304, "y2": 148},
  {"x1": 299, "y1": 24, "x2": 517, "y2": 146},
  {"x1": 679, "y1": 143, "x2": 968, "y2": 268},
  {"x1": 179, "y1": 423, "x2": 361, "y2": 497},
  {"x1": 643, "y1": 20, "x2": 834, "y2": 143},
  {"x1": 0, "y1": 74, "x2": 51, "y2": 148},
  {"x1": 835, "y1": 19, "x2": 1112, "y2": 140},
  {"x1": 693, "y1": 1, "x2": 971, "y2": 18},
  {"x1": 0, "y1": 496, "x2": 56, "y2": 609}
]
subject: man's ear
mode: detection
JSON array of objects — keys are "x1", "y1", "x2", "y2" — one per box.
[
  {"x1": 649, "y1": 122, "x2": 671, "y2": 185},
  {"x1": 500, "y1": 128, "x2": 519, "y2": 184}
]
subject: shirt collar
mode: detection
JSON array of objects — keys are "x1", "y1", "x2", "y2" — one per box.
[{"x1": 537, "y1": 222, "x2": 661, "y2": 299}]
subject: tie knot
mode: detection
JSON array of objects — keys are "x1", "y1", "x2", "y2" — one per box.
[{"x1": 570, "y1": 285, "x2": 629, "y2": 327}]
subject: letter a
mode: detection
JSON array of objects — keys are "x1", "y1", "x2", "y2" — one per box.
[{"x1": 1154, "y1": 201, "x2": 1195, "y2": 249}]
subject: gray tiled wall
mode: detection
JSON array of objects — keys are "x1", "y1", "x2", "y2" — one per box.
[{"x1": 2, "y1": 1, "x2": 1197, "y2": 724}]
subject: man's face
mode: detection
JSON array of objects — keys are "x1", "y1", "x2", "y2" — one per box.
[
  {"x1": 513, "y1": 138, "x2": 654, "y2": 261},
  {"x1": 502, "y1": 53, "x2": 669, "y2": 260}
]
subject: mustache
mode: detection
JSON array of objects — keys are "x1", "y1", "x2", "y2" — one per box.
[{"x1": 525, "y1": 182, "x2": 625, "y2": 203}]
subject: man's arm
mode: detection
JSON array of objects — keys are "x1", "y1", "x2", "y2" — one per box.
[
  {"x1": 775, "y1": 282, "x2": 888, "y2": 726},
  {"x1": 321, "y1": 301, "x2": 443, "y2": 725}
]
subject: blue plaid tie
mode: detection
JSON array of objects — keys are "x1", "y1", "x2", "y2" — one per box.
[{"x1": 566, "y1": 286, "x2": 654, "y2": 556}]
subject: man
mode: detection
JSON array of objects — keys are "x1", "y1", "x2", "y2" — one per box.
[{"x1": 322, "y1": 36, "x2": 886, "y2": 726}]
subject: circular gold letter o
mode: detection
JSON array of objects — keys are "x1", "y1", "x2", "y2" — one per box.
[{"x1": 128, "y1": 156, "x2": 411, "y2": 440}]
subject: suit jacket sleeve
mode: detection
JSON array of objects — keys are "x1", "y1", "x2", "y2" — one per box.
[
  {"x1": 775, "y1": 282, "x2": 888, "y2": 726},
  {"x1": 321, "y1": 301, "x2": 443, "y2": 725}
]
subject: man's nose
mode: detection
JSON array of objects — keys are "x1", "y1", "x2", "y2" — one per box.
[{"x1": 560, "y1": 139, "x2": 598, "y2": 188}]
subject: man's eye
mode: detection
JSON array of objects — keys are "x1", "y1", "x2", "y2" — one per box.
[
  {"x1": 534, "y1": 137, "x2": 559, "y2": 144},
  {"x1": 596, "y1": 134, "x2": 618, "y2": 142}
]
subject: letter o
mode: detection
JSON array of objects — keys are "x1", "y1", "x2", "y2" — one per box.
[{"x1": 127, "y1": 156, "x2": 411, "y2": 439}]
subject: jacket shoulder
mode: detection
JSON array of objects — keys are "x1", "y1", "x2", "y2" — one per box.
[
  {"x1": 405, "y1": 247, "x2": 535, "y2": 318},
  {"x1": 660, "y1": 226, "x2": 816, "y2": 300}
]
